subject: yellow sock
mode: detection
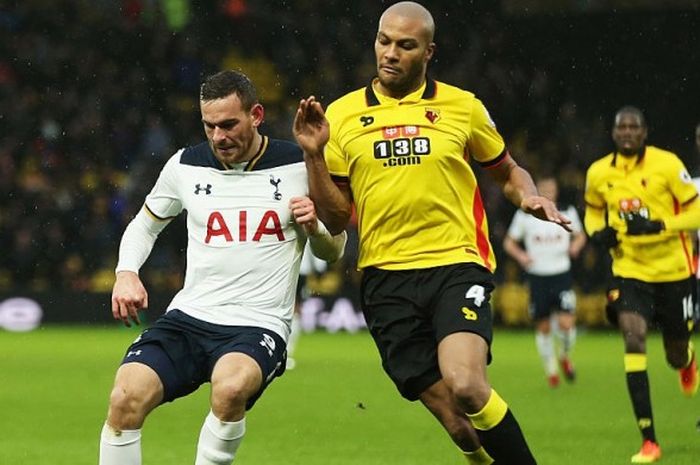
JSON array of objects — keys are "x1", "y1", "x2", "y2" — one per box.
[
  {"x1": 624, "y1": 353, "x2": 647, "y2": 372},
  {"x1": 467, "y1": 389, "x2": 508, "y2": 431},
  {"x1": 463, "y1": 446, "x2": 494, "y2": 465}
]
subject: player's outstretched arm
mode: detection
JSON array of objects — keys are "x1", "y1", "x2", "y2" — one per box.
[
  {"x1": 293, "y1": 96, "x2": 352, "y2": 235},
  {"x1": 112, "y1": 271, "x2": 148, "y2": 327},
  {"x1": 488, "y1": 154, "x2": 572, "y2": 231}
]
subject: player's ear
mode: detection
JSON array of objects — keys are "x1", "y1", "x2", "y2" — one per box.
[
  {"x1": 425, "y1": 42, "x2": 435, "y2": 63},
  {"x1": 251, "y1": 103, "x2": 265, "y2": 127}
]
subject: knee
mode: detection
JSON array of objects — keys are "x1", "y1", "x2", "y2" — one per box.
[
  {"x1": 211, "y1": 379, "x2": 250, "y2": 419},
  {"x1": 108, "y1": 383, "x2": 155, "y2": 429},
  {"x1": 445, "y1": 375, "x2": 490, "y2": 413},
  {"x1": 622, "y1": 331, "x2": 645, "y2": 353}
]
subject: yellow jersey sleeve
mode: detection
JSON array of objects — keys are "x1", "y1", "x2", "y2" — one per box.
[
  {"x1": 468, "y1": 98, "x2": 506, "y2": 164},
  {"x1": 665, "y1": 156, "x2": 698, "y2": 206},
  {"x1": 584, "y1": 160, "x2": 606, "y2": 210}
]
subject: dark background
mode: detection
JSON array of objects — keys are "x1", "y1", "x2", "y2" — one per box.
[{"x1": 1, "y1": 0, "x2": 698, "y2": 320}]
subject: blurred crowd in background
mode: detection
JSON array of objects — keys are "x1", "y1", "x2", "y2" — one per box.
[{"x1": 1, "y1": 1, "x2": 698, "y2": 323}]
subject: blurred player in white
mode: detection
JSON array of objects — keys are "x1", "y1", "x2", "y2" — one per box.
[
  {"x1": 504, "y1": 176, "x2": 586, "y2": 387},
  {"x1": 98, "y1": 70, "x2": 346, "y2": 465}
]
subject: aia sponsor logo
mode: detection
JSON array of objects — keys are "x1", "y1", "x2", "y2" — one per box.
[{"x1": 205, "y1": 210, "x2": 285, "y2": 244}]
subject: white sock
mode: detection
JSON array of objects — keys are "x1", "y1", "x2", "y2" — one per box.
[
  {"x1": 99, "y1": 423, "x2": 141, "y2": 465},
  {"x1": 195, "y1": 411, "x2": 246, "y2": 465},
  {"x1": 557, "y1": 327, "x2": 577, "y2": 357},
  {"x1": 535, "y1": 331, "x2": 557, "y2": 376}
]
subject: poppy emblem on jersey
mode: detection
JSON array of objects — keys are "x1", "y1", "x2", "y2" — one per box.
[
  {"x1": 425, "y1": 108, "x2": 440, "y2": 124},
  {"x1": 194, "y1": 183, "x2": 212, "y2": 195},
  {"x1": 269, "y1": 175, "x2": 282, "y2": 200}
]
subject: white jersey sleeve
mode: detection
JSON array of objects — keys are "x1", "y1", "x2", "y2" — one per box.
[{"x1": 144, "y1": 151, "x2": 185, "y2": 219}]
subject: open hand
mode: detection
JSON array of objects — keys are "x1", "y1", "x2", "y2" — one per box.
[
  {"x1": 293, "y1": 96, "x2": 330, "y2": 158},
  {"x1": 521, "y1": 195, "x2": 572, "y2": 232}
]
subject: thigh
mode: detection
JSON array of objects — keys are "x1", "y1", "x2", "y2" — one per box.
[
  {"x1": 432, "y1": 264, "x2": 494, "y2": 354},
  {"x1": 360, "y1": 267, "x2": 439, "y2": 401},
  {"x1": 209, "y1": 327, "x2": 287, "y2": 410},
  {"x1": 605, "y1": 277, "x2": 654, "y2": 326},
  {"x1": 122, "y1": 312, "x2": 209, "y2": 403},
  {"x1": 438, "y1": 332, "x2": 491, "y2": 410}
]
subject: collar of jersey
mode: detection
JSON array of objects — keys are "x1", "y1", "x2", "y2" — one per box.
[
  {"x1": 611, "y1": 144, "x2": 646, "y2": 168},
  {"x1": 221, "y1": 135, "x2": 269, "y2": 171},
  {"x1": 365, "y1": 76, "x2": 437, "y2": 106}
]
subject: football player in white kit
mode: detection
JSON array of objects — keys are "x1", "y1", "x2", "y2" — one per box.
[
  {"x1": 503, "y1": 177, "x2": 587, "y2": 387},
  {"x1": 98, "y1": 70, "x2": 347, "y2": 465}
]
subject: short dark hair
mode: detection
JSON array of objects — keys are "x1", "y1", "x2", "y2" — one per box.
[
  {"x1": 200, "y1": 70, "x2": 258, "y2": 110},
  {"x1": 614, "y1": 105, "x2": 646, "y2": 127}
]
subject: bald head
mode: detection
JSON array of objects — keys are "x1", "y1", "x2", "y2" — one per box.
[{"x1": 380, "y1": 1, "x2": 435, "y2": 43}]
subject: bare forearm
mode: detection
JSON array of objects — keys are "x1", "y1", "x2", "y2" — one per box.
[
  {"x1": 305, "y1": 155, "x2": 352, "y2": 235},
  {"x1": 501, "y1": 165, "x2": 538, "y2": 209}
]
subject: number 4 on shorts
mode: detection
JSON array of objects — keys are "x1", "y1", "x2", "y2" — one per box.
[{"x1": 465, "y1": 285, "x2": 485, "y2": 307}]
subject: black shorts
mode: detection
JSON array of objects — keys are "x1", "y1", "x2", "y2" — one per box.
[
  {"x1": 606, "y1": 276, "x2": 695, "y2": 339},
  {"x1": 121, "y1": 309, "x2": 287, "y2": 409},
  {"x1": 527, "y1": 272, "x2": 576, "y2": 321},
  {"x1": 360, "y1": 263, "x2": 494, "y2": 401}
]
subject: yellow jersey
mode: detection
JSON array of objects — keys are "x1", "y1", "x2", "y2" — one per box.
[
  {"x1": 325, "y1": 78, "x2": 506, "y2": 271},
  {"x1": 584, "y1": 145, "x2": 697, "y2": 282}
]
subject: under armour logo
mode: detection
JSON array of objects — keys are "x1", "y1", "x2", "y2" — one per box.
[
  {"x1": 126, "y1": 350, "x2": 142, "y2": 358},
  {"x1": 360, "y1": 116, "x2": 374, "y2": 127},
  {"x1": 195, "y1": 183, "x2": 212, "y2": 195},
  {"x1": 269, "y1": 175, "x2": 282, "y2": 200}
]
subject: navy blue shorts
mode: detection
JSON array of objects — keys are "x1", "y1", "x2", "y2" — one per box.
[
  {"x1": 121, "y1": 309, "x2": 287, "y2": 409},
  {"x1": 527, "y1": 271, "x2": 576, "y2": 321},
  {"x1": 360, "y1": 263, "x2": 494, "y2": 401}
]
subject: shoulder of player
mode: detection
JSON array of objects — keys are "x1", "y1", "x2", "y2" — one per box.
[
  {"x1": 645, "y1": 145, "x2": 683, "y2": 164},
  {"x1": 586, "y1": 153, "x2": 615, "y2": 175},
  {"x1": 432, "y1": 79, "x2": 476, "y2": 100},
  {"x1": 177, "y1": 141, "x2": 219, "y2": 168}
]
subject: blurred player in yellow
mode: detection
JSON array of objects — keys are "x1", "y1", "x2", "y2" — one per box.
[
  {"x1": 292, "y1": 2, "x2": 573, "y2": 463},
  {"x1": 584, "y1": 106, "x2": 700, "y2": 463}
]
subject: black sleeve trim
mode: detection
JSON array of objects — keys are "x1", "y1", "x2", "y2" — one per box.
[{"x1": 478, "y1": 149, "x2": 508, "y2": 168}]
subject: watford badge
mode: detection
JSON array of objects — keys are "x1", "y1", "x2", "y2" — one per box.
[{"x1": 425, "y1": 108, "x2": 440, "y2": 124}]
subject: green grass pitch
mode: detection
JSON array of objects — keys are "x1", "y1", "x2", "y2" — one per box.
[{"x1": 0, "y1": 326, "x2": 698, "y2": 464}]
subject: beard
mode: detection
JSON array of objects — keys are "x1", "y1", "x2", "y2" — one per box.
[{"x1": 377, "y1": 59, "x2": 425, "y2": 96}]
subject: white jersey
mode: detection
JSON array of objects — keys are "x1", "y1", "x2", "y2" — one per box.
[
  {"x1": 144, "y1": 137, "x2": 309, "y2": 341},
  {"x1": 506, "y1": 205, "x2": 583, "y2": 276}
]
